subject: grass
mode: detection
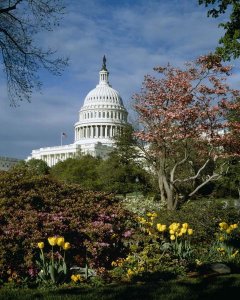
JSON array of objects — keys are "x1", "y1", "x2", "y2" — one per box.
[{"x1": 1, "y1": 274, "x2": 240, "y2": 300}]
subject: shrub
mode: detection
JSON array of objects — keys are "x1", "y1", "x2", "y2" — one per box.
[{"x1": 0, "y1": 169, "x2": 135, "y2": 284}]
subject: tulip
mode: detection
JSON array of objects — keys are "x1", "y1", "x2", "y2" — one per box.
[
  {"x1": 219, "y1": 222, "x2": 228, "y2": 230},
  {"x1": 57, "y1": 236, "x2": 65, "y2": 247},
  {"x1": 187, "y1": 229, "x2": 193, "y2": 235},
  {"x1": 71, "y1": 274, "x2": 78, "y2": 282},
  {"x1": 37, "y1": 242, "x2": 44, "y2": 249},
  {"x1": 48, "y1": 236, "x2": 57, "y2": 246},
  {"x1": 180, "y1": 228, "x2": 187, "y2": 234},
  {"x1": 63, "y1": 242, "x2": 71, "y2": 250}
]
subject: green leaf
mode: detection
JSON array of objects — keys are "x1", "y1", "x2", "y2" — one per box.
[
  {"x1": 63, "y1": 261, "x2": 67, "y2": 274},
  {"x1": 48, "y1": 264, "x2": 55, "y2": 283}
]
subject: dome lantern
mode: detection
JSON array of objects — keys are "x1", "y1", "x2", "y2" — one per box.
[{"x1": 99, "y1": 55, "x2": 109, "y2": 86}]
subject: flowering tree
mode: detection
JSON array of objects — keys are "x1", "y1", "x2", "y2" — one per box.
[{"x1": 133, "y1": 54, "x2": 240, "y2": 210}]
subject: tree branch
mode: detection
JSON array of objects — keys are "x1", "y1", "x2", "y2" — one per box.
[
  {"x1": 188, "y1": 173, "x2": 220, "y2": 197},
  {"x1": 173, "y1": 147, "x2": 214, "y2": 184},
  {"x1": 0, "y1": 28, "x2": 27, "y2": 55},
  {"x1": 170, "y1": 148, "x2": 188, "y2": 184},
  {"x1": 0, "y1": 0, "x2": 23, "y2": 14}
]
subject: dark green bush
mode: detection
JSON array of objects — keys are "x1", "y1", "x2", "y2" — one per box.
[{"x1": 156, "y1": 198, "x2": 240, "y2": 248}]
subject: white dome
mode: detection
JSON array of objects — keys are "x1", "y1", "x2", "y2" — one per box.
[
  {"x1": 83, "y1": 85, "x2": 124, "y2": 107},
  {"x1": 74, "y1": 56, "x2": 128, "y2": 147}
]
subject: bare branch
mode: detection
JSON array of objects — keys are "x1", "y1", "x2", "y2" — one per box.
[
  {"x1": 188, "y1": 173, "x2": 221, "y2": 197},
  {"x1": 0, "y1": 0, "x2": 23, "y2": 14}
]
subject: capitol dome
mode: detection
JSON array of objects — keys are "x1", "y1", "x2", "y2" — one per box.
[
  {"x1": 74, "y1": 56, "x2": 128, "y2": 147},
  {"x1": 29, "y1": 56, "x2": 129, "y2": 166}
]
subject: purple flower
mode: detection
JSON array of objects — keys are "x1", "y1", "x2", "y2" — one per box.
[
  {"x1": 28, "y1": 267, "x2": 38, "y2": 278},
  {"x1": 123, "y1": 230, "x2": 133, "y2": 238}
]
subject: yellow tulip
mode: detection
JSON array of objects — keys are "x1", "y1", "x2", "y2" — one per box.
[
  {"x1": 160, "y1": 224, "x2": 167, "y2": 231},
  {"x1": 219, "y1": 236, "x2": 224, "y2": 242},
  {"x1": 187, "y1": 229, "x2": 193, "y2": 235},
  {"x1": 57, "y1": 237, "x2": 65, "y2": 247},
  {"x1": 230, "y1": 224, "x2": 238, "y2": 229},
  {"x1": 219, "y1": 222, "x2": 228, "y2": 230},
  {"x1": 157, "y1": 223, "x2": 166, "y2": 232},
  {"x1": 170, "y1": 235, "x2": 176, "y2": 241},
  {"x1": 37, "y1": 242, "x2": 44, "y2": 249},
  {"x1": 182, "y1": 223, "x2": 188, "y2": 229},
  {"x1": 169, "y1": 229, "x2": 175, "y2": 235},
  {"x1": 63, "y1": 242, "x2": 71, "y2": 250},
  {"x1": 180, "y1": 228, "x2": 187, "y2": 234},
  {"x1": 226, "y1": 228, "x2": 232, "y2": 234},
  {"x1": 71, "y1": 274, "x2": 78, "y2": 282},
  {"x1": 48, "y1": 237, "x2": 57, "y2": 246}
]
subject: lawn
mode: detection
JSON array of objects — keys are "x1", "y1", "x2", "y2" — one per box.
[{"x1": 1, "y1": 274, "x2": 240, "y2": 300}]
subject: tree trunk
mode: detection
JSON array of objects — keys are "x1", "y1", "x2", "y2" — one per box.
[
  {"x1": 158, "y1": 171, "x2": 177, "y2": 210},
  {"x1": 158, "y1": 173, "x2": 166, "y2": 206}
]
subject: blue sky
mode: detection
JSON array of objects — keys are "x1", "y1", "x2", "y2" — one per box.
[{"x1": 0, "y1": 0, "x2": 238, "y2": 159}]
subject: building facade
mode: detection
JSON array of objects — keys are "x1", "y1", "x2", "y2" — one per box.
[
  {"x1": 28, "y1": 56, "x2": 128, "y2": 167},
  {"x1": 0, "y1": 156, "x2": 21, "y2": 171}
]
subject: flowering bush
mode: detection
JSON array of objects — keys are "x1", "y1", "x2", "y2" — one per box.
[
  {"x1": 0, "y1": 170, "x2": 136, "y2": 284},
  {"x1": 213, "y1": 222, "x2": 240, "y2": 261},
  {"x1": 110, "y1": 212, "x2": 195, "y2": 281}
]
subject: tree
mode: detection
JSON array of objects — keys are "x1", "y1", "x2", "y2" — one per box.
[
  {"x1": 97, "y1": 124, "x2": 153, "y2": 195},
  {"x1": 0, "y1": 0, "x2": 67, "y2": 105},
  {"x1": 199, "y1": 0, "x2": 240, "y2": 60},
  {"x1": 13, "y1": 158, "x2": 50, "y2": 175},
  {"x1": 133, "y1": 54, "x2": 240, "y2": 210},
  {"x1": 50, "y1": 156, "x2": 102, "y2": 190}
]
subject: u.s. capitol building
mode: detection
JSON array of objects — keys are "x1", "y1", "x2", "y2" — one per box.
[{"x1": 28, "y1": 57, "x2": 128, "y2": 167}]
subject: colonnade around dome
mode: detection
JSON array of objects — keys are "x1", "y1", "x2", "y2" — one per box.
[{"x1": 75, "y1": 124, "x2": 123, "y2": 141}]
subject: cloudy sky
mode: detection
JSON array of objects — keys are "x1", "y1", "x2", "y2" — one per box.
[{"x1": 0, "y1": 0, "x2": 238, "y2": 159}]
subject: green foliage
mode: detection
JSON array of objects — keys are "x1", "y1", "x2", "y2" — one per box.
[
  {"x1": 97, "y1": 124, "x2": 153, "y2": 195},
  {"x1": 50, "y1": 127, "x2": 153, "y2": 195},
  {"x1": 96, "y1": 155, "x2": 151, "y2": 195},
  {"x1": 0, "y1": 169, "x2": 135, "y2": 283},
  {"x1": 199, "y1": 0, "x2": 240, "y2": 60},
  {"x1": 71, "y1": 264, "x2": 96, "y2": 281},
  {"x1": 213, "y1": 159, "x2": 240, "y2": 198},
  {"x1": 13, "y1": 159, "x2": 50, "y2": 175},
  {"x1": 156, "y1": 198, "x2": 240, "y2": 259},
  {"x1": 50, "y1": 156, "x2": 101, "y2": 190}
]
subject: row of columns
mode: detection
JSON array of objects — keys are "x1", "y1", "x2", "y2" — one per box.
[
  {"x1": 41, "y1": 152, "x2": 74, "y2": 167},
  {"x1": 82, "y1": 111, "x2": 126, "y2": 121},
  {"x1": 75, "y1": 125, "x2": 123, "y2": 141}
]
